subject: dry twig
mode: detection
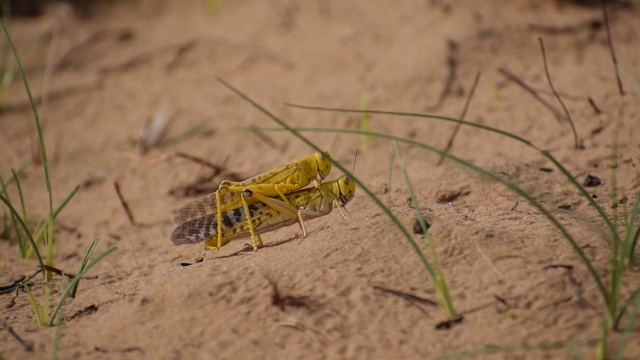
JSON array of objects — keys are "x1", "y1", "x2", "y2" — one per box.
[
  {"x1": 538, "y1": 37, "x2": 580, "y2": 149},
  {"x1": 428, "y1": 39, "x2": 459, "y2": 111},
  {"x1": 601, "y1": 0, "x2": 624, "y2": 95},
  {"x1": 498, "y1": 66, "x2": 569, "y2": 123},
  {"x1": 437, "y1": 71, "x2": 481, "y2": 166},
  {"x1": 113, "y1": 181, "x2": 136, "y2": 225}
]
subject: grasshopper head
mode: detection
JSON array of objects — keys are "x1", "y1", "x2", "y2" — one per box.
[
  {"x1": 315, "y1": 151, "x2": 332, "y2": 181},
  {"x1": 336, "y1": 175, "x2": 355, "y2": 205}
]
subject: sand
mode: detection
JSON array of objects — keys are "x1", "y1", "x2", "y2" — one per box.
[{"x1": 1, "y1": 1, "x2": 639, "y2": 359}]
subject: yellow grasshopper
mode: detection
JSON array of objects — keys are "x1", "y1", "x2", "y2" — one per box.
[
  {"x1": 171, "y1": 175, "x2": 356, "y2": 248},
  {"x1": 173, "y1": 151, "x2": 333, "y2": 250}
]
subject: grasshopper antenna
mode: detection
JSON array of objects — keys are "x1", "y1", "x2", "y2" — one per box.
[
  {"x1": 329, "y1": 133, "x2": 339, "y2": 153},
  {"x1": 352, "y1": 147, "x2": 358, "y2": 174}
]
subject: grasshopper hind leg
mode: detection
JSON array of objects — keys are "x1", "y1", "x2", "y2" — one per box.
[
  {"x1": 215, "y1": 190, "x2": 225, "y2": 249},
  {"x1": 241, "y1": 189, "x2": 262, "y2": 251}
]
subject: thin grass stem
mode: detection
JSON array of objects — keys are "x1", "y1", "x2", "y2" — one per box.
[
  {"x1": 217, "y1": 78, "x2": 446, "y2": 313},
  {"x1": 0, "y1": 194, "x2": 43, "y2": 265},
  {"x1": 252, "y1": 126, "x2": 610, "y2": 315},
  {"x1": 1, "y1": 18, "x2": 56, "y2": 280},
  {"x1": 614, "y1": 294, "x2": 640, "y2": 359},
  {"x1": 48, "y1": 241, "x2": 118, "y2": 326},
  {"x1": 0, "y1": 174, "x2": 25, "y2": 256},
  {"x1": 285, "y1": 104, "x2": 619, "y2": 245},
  {"x1": 10, "y1": 169, "x2": 28, "y2": 225},
  {"x1": 394, "y1": 141, "x2": 455, "y2": 318},
  {"x1": 70, "y1": 238, "x2": 98, "y2": 298}
]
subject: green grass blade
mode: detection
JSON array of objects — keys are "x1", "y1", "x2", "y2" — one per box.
[
  {"x1": 0, "y1": 163, "x2": 29, "y2": 187},
  {"x1": 48, "y1": 243, "x2": 118, "y2": 326},
  {"x1": 42, "y1": 287, "x2": 50, "y2": 326},
  {"x1": 224, "y1": 79, "x2": 614, "y2": 323},
  {"x1": 285, "y1": 103, "x2": 619, "y2": 245},
  {"x1": 597, "y1": 317, "x2": 608, "y2": 360},
  {"x1": 10, "y1": 169, "x2": 28, "y2": 222},
  {"x1": 623, "y1": 194, "x2": 640, "y2": 267},
  {"x1": 29, "y1": 185, "x2": 80, "y2": 256},
  {"x1": 614, "y1": 293, "x2": 640, "y2": 359},
  {"x1": 392, "y1": 142, "x2": 437, "y2": 283},
  {"x1": 253, "y1": 126, "x2": 611, "y2": 311},
  {"x1": 52, "y1": 185, "x2": 79, "y2": 218},
  {"x1": 0, "y1": 174, "x2": 25, "y2": 256},
  {"x1": 13, "y1": 169, "x2": 28, "y2": 256},
  {"x1": 70, "y1": 238, "x2": 98, "y2": 298},
  {"x1": 217, "y1": 77, "x2": 440, "y2": 298},
  {"x1": 394, "y1": 141, "x2": 455, "y2": 318},
  {"x1": 52, "y1": 316, "x2": 62, "y2": 360},
  {"x1": 630, "y1": 225, "x2": 640, "y2": 267},
  {"x1": 0, "y1": 194, "x2": 43, "y2": 265},
  {"x1": 0, "y1": 165, "x2": 30, "y2": 253},
  {"x1": 25, "y1": 285, "x2": 49, "y2": 327},
  {"x1": 2, "y1": 17, "x2": 55, "y2": 280},
  {"x1": 613, "y1": 286, "x2": 640, "y2": 329},
  {"x1": 45, "y1": 220, "x2": 54, "y2": 280},
  {"x1": 0, "y1": 19, "x2": 53, "y2": 214}
]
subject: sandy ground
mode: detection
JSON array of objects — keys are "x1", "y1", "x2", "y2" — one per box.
[{"x1": 1, "y1": 0, "x2": 640, "y2": 359}]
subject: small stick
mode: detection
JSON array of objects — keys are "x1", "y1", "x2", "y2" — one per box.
[
  {"x1": 56, "y1": 27, "x2": 133, "y2": 68},
  {"x1": 0, "y1": 269, "x2": 44, "y2": 295},
  {"x1": 373, "y1": 285, "x2": 438, "y2": 306},
  {"x1": 0, "y1": 74, "x2": 101, "y2": 115},
  {"x1": 173, "y1": 151, "x2": 226, "y2": 173},
  {"x1": 498, "y1": 66, "x2": 569, "y2": 123},
  {"x1": 39, "y1": 265, "x2": 75, "y2": 279},
  {"x1": 529, "y1": 17, "x2": 603, "y2": 34},
  {"x1": 113, "y1": 181, "x2": 136, "y2": 225},
  {"x1": 248, "y1": 128, "x2": 281, "y2": 151},
  {"x1": 435, "y1": 315, "x2": 464, "y2": 330},
  {"x1": 538, "y1": 37, "x2": 580, "y2": 149},
  {"x1": 268, "y1": 278, "x2": 310, "y2": 310},
  {"x1": 437, "y1": 71, "x2": 481, "y2": 166},
  {"x1": 98, "y1": 38, "x2": 198, "y2": 74},
  {"x1": 428, "y1": 39, "x2": 459, "y2": 110},
  {"x1": 0, "y1": 276, "x2": 26, "y2": 294},
  {"x1": 534, "y1": 88, "x2": 586, "y2": 101},
  {"x1": 601, "y1": 0, "x2": 624, "y2": 95},
  {"x1": 165, "y1": 39, "x2": 196, "y2": 69},
  {"x1": 588, "y1": 97, "x2": 601, "y2": 114}
]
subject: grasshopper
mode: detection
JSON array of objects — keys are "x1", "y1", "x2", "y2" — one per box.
[
  {"x1": 173, "y1": 151, "x2": 333, "y2": 250},
  {"x1": 171, "y1": 175, "x2": 355, "y2": 249}
]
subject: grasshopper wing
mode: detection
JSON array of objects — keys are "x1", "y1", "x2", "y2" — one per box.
[
  {"x1": 174, "y1": 162, "x2": 304, "y2": 224},
  {"x1": 174, "y1": 191, "x2": 239, "y2": 224}
]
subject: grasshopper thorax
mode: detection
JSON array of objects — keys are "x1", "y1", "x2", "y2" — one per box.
[{"x1": 314, "y1": 151, "x2": 332, "y2": 181}]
